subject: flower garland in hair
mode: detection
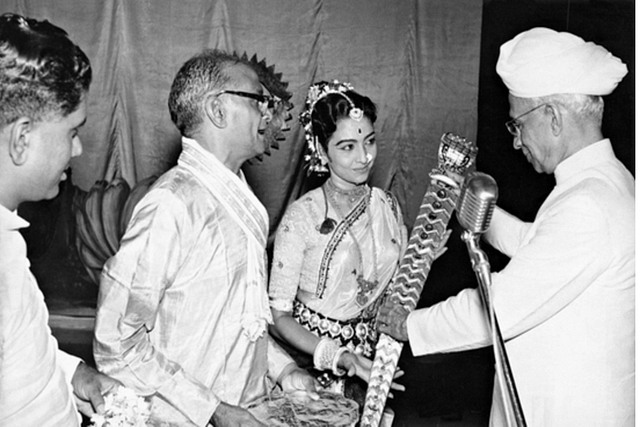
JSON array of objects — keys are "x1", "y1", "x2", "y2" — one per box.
[{"x1": 299, "y1": 80, "x2": 364, "y2": 174}]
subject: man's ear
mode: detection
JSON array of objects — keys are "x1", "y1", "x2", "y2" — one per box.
[
  {"x1": 547, "y1": 104, "x2": 563, "y2": 136},
  {"x1": 204, "y1": 94, "x2": 226, "y2": 129},
  {"x1": 8, "y1": 117, "x2": 32, "y2": 166}
]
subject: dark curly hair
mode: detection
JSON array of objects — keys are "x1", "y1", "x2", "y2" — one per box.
[
  {"x1": 0, "y1": 13, "x2": 92, "y2": 128},
  {"x1": 311, "y1": 89, "x2": 377, "y2": 151}
]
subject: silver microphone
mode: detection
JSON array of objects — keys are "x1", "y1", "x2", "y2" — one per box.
[
  {"x1": 456, "y1": 172, "x2": 526, "y2": 427},
  {"x1": 456, "y1": 172, "x2": 498, "y2": 234}
]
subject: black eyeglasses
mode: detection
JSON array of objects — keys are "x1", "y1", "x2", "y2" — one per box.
[
  {"x1": 505, "y1": 103, "x2": 547, "y2": 137},
  {"x1": 216, "y1": 90, "x2": 280, "y2": 113}
]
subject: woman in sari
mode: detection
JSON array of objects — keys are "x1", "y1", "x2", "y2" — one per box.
[{"x1": 268, "y1": 81, "x2": 407, "y2": 406}]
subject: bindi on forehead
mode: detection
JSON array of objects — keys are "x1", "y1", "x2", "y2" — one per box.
[{"x1": 358, "y1": 127, "x2": 362, "y2": 134}]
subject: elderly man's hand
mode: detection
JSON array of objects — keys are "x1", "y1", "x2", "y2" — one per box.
[
  {"x1": 71, "y1": 362, "x2": 122, "y2": 417},
  {"x1": 376, "y1": 300, "x2": 410, "y2": 342}
]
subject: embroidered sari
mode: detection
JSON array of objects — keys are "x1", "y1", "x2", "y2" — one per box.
[{"x1": 269, "y1": 185, "x2": 406, "y2": 357}]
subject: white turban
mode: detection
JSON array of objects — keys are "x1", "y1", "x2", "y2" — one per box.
[{"x1": 496, "y1": 27, "x2": 628, "y2": 98}]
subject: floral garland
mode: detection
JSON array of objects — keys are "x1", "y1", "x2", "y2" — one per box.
[
  {"x1": 90, "y1": 386, "x2": 151, "y2": 427},
  {"x1": 299, "y1": 80, "x2": 363, "y2": 174}
]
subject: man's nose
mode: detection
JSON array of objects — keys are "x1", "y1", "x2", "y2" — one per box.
[
  {"x1": 72, "y1": 135, "x2": 83, "y2": 157},
  {"x1": 512, "y1": 135, "x2": 522, "y2": 150}
]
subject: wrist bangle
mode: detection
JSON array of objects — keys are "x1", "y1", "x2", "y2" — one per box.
[
  {"x1": 332, "y1": 347, "x2": 351, "y2": 377},
  {"x1": 313, "y1": 337, "x2": 340, "y2": 371}
]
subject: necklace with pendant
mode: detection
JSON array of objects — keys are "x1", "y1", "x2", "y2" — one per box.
[
  {"x1": 325, "y1": 178, "x2": 369, "y2": 204},
  {"x1": 326, "y1": 182, "x2": 379, "y2": 306}
]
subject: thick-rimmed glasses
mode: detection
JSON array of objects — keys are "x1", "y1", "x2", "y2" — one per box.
[
  {"x1": 216, "y1": 90, "x2": 280, "y2": 114},
  {"x1": 505, "y1": 103, "x2": 547, "y2": 137}
]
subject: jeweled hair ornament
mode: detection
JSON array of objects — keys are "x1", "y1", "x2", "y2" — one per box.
[{"x1": 299, "y1": 80, "x2": 364, "y2": 174}]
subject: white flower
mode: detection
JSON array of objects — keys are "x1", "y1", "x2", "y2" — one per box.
[
  {"x1": 242, "y1": 315, "x2": 267, "y2": 342},
  {"x1": 89, "y1": 386, "x2": 150, "y2": 427}
]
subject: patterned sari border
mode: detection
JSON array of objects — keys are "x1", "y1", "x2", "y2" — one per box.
[{"x1": 315, "y1": 194, "x2": 369, "y2": 298}]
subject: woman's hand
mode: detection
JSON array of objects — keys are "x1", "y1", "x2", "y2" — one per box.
[
  {"x1": 338, "y1": 352, "x2": 406, "y2": 396},
  {"x1": 338, "y1": 351, "x2": 370, "y2": 382}
]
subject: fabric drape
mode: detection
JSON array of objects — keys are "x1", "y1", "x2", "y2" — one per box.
[{"x1": 0, "y1": 0, "x2": 481, "y2": 234}]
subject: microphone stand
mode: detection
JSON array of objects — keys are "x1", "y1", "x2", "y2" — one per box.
[{"x1": 461, "y1": 230, "x2": 527, "y2": 427}]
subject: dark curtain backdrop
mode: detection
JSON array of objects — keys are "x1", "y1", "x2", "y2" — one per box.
[{"x1": 0, "y1": 0, "x2": 483, "y2": 236}]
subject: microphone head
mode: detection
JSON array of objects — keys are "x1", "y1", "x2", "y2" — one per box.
[{"x1": 456, "y1": 172, "x2": 498, "y2": 234}]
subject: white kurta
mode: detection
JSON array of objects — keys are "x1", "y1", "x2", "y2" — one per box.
[
  {"x1": 0, "y1": 206, "x2": 81, "y2": 426},
  {"x1": 407, "y1": 139, "x2": 634, "y2": 426},
  {"x1": 94, "y1": 138, "x2": 293, "y2": 426}
]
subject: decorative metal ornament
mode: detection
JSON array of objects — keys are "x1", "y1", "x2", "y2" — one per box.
[
  {"x1": 319, "y1": 185, "x2": 337, "y2": 234},
  {"x1": 319, "y1": 218, "x2": 337, "y2": 234},
  {"x1": 360, "y1": 133, "x2": 478, "y2": 427},
  {"x1": 349, "y1": 107, "x2": 364, "y2": 121}
]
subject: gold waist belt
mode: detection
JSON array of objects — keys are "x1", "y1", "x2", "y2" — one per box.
[{"x1": 293, "y1": 299, "x2": 377, "y2": 357}]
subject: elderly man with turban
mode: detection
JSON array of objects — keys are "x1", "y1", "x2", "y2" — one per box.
[{"x1": 378, "y1": 28, "x2": 634, "y2": 426}]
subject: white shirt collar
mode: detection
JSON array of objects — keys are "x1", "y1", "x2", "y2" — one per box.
[
  {"x1": 554, "y1": 138, "x2": 614, "y2": 184},
  {"x1": 0, "y1": 203, "x2": 29, "y2": 232}
]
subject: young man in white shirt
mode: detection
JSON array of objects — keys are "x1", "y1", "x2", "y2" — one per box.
[{"x1": 0, "y1": 13, "x2": 121, "y2": 426}]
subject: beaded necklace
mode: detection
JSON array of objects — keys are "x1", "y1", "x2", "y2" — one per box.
[
  {"x1": 325, "y1": 178, "x2": 369, "y2": 203},
  {"x1": 325, "y1": 181, "x2": 379, "y2": 306}
]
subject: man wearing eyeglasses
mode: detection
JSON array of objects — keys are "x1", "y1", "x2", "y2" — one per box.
[
  {"x1": 378, "y1": 28, "x2": 634, "y2": 426},
  {"x1": 94, "y1": 49, "x2": 318, "y2": 427}
]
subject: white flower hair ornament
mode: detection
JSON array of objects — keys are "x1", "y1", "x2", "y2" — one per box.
[{"x1": 299, "y1": 80, "x2": 364, "y2": 174}]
